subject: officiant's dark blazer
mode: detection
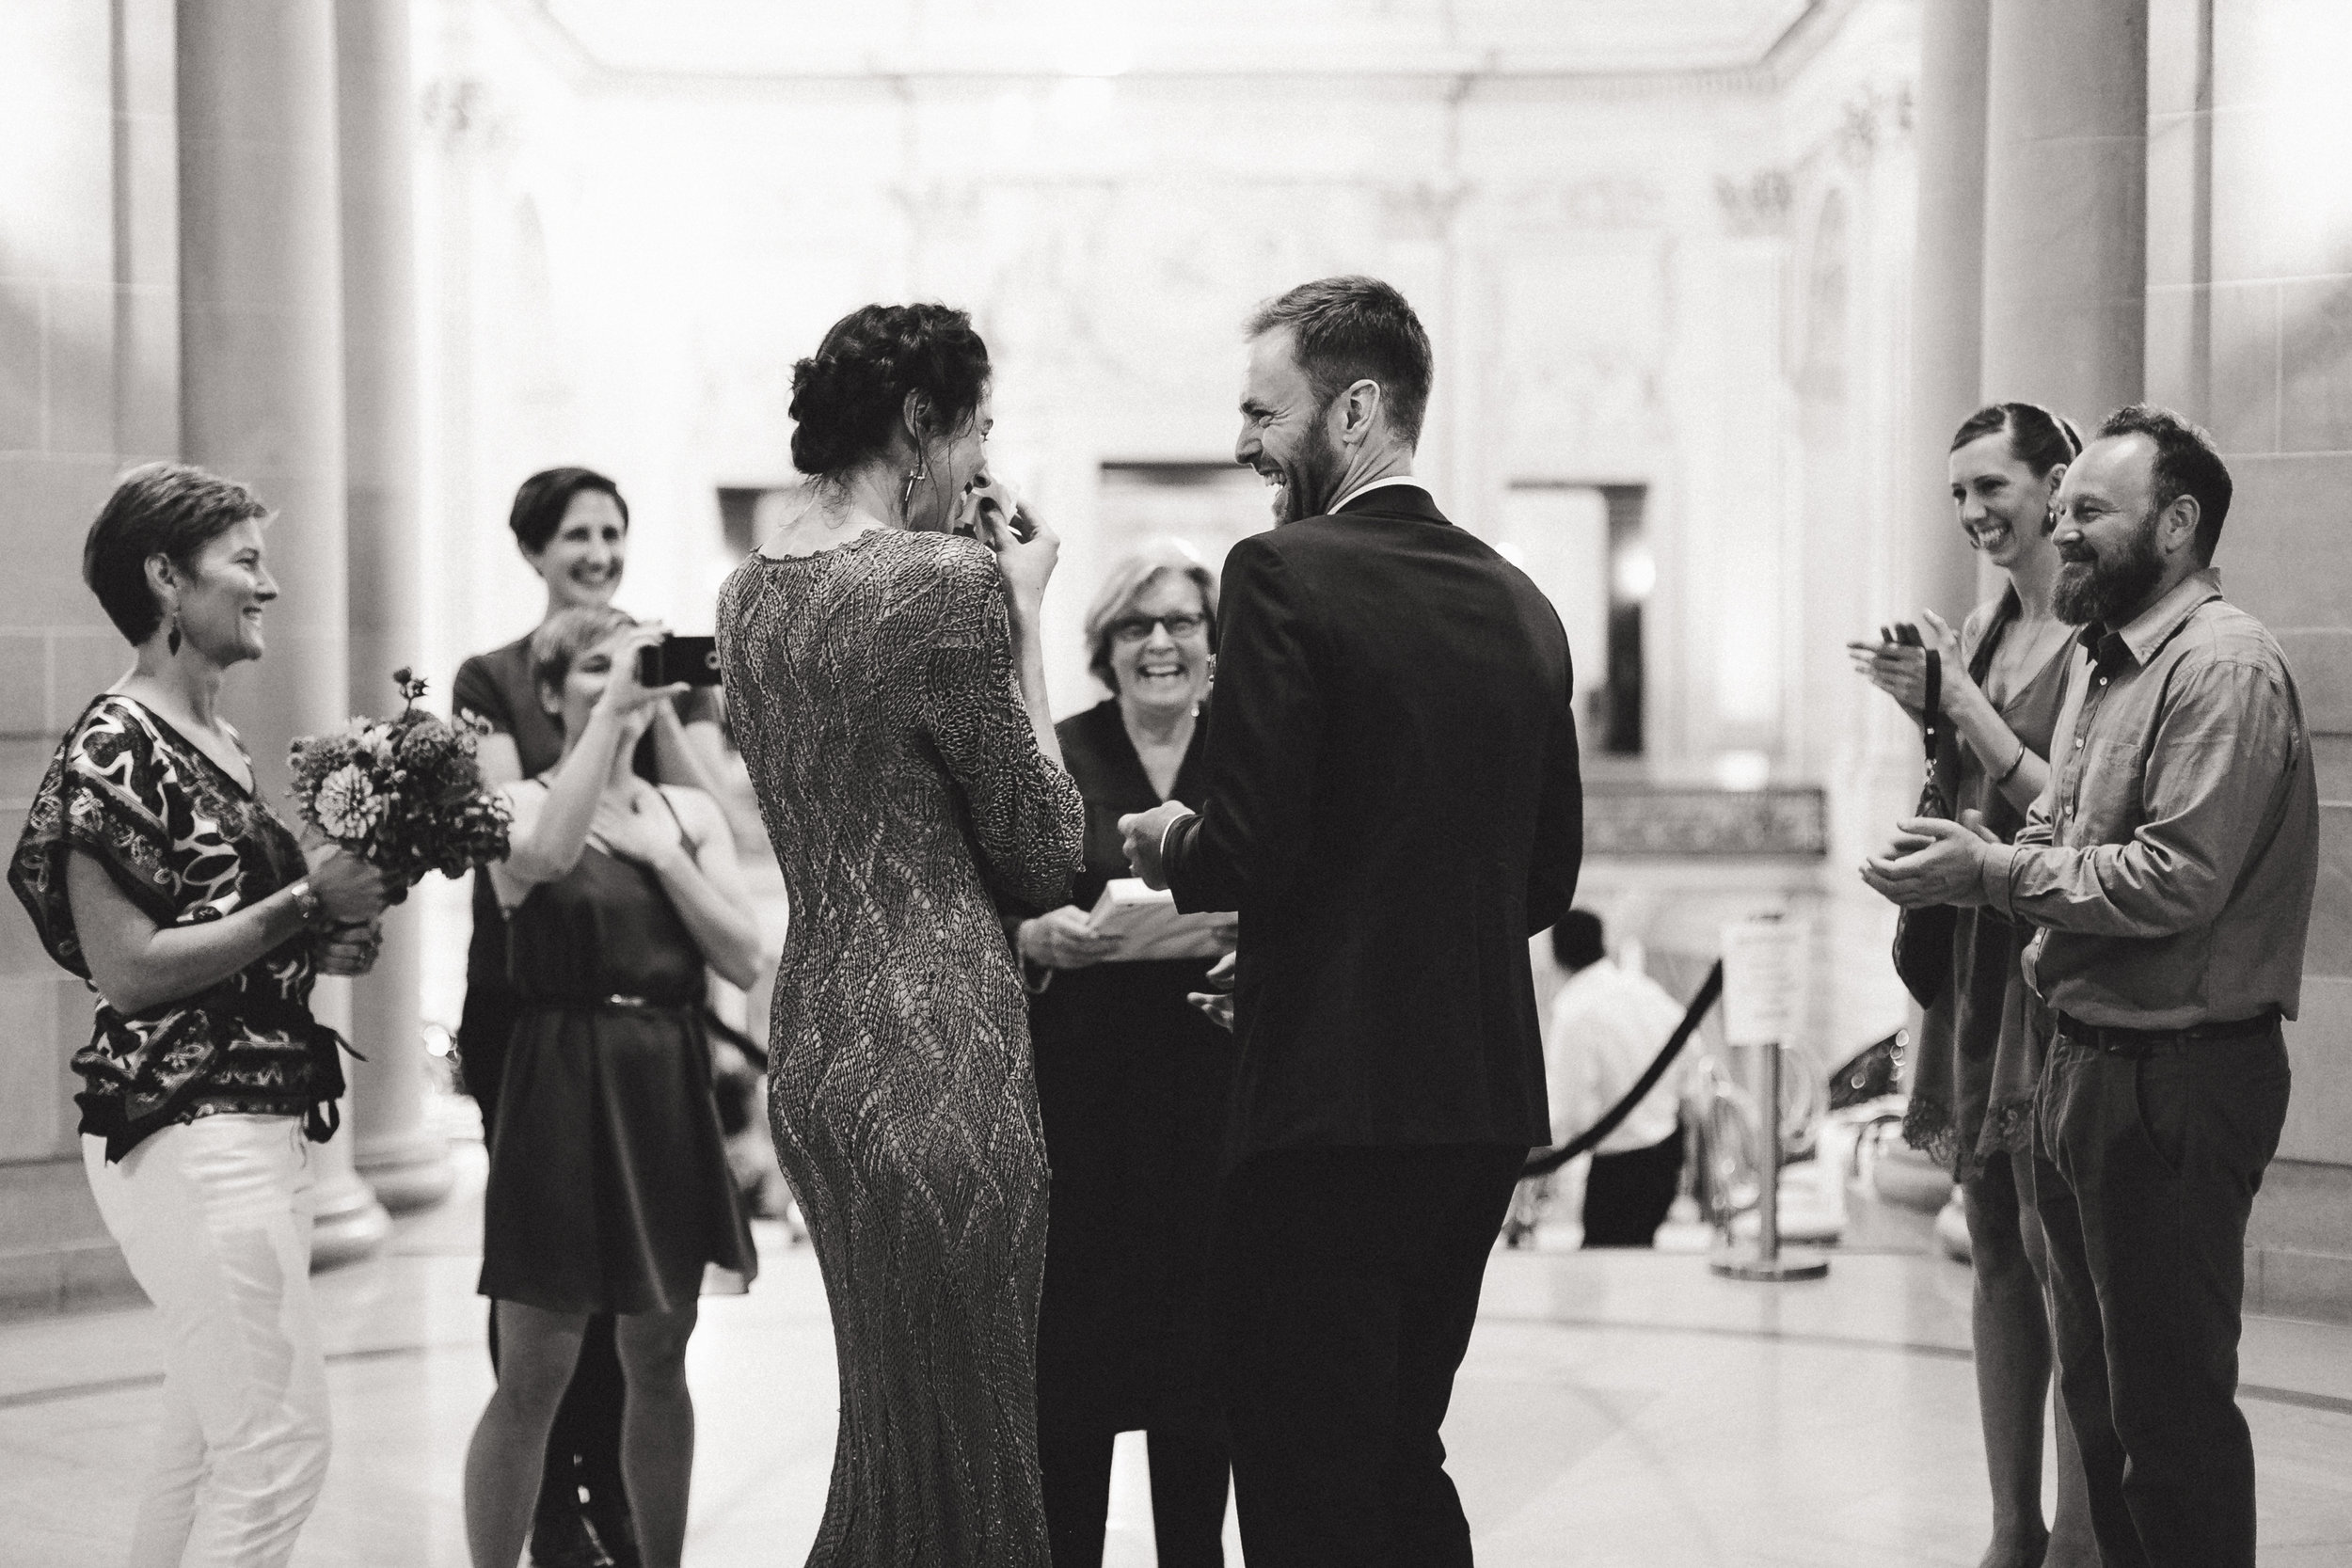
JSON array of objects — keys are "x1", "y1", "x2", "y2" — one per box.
[{"x1": 1162, "y1": 483, "x2": 1582, "y2": 1164}]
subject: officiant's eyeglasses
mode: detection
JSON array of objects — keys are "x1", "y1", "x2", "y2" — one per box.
[{"x1": 1108, "y1": 612, "x2": 1208, "y2": 644}]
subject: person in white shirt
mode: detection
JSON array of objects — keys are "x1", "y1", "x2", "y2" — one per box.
[{"x1": 1545, "y1": 911, "x2": 1692, "y2": 1246}]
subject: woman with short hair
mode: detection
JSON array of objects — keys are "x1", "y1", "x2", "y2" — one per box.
[
  {"x1": 450, "y1": 465, "x2": 723, "y2": 1568},
  {"x1": 8, "y1": 462, "x2": 400, "y2": 1567},
  {"x1": 1851, "y1": 402, "x2": 2094, "y2": 1568},
  {"x1": 1023, "y1": 540, "x2": 1238, "y2": 1568},
  {"x1": 461, "y1": 606, "x2": 762, "y2": 1568}
]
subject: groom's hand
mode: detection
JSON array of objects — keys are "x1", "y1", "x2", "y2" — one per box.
[{"x1": 1119, "y1": 800, "x2": 1194, "y2": 890}]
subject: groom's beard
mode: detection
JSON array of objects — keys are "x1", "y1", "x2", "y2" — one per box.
[
  {"x1": 1274, "y1": 428, "x2": 1345, "y2": 525},
  {"x1": 2053, "y1": 508, "x2": 2165, "y2": 626}
]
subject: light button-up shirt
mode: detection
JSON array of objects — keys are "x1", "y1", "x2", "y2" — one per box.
[{"x1": 1977, "y1": 568, "x2": 2320, "y2": 1030}]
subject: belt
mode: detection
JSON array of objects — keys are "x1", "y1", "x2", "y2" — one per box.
[
  {"x1": 2054, "y1": 1009, "x2": 2280, "y2": 1058},
  {"x1": 522, "y1": 993, "x2": 697, "y2": 1014}
]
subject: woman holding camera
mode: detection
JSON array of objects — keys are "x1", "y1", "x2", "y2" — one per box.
[
  {"x1": 1849, "y1": 402, "x2": 2092, "y2": 1568},
  {"x1": 462, "y1": 607, "x2": 762, "y2": 1568},
  {"x1": 451, "y1": 466, "x2": 723, "y2": 1568},
  {"x1": 1022, "y1": 541, "x2": 1238, "y2": 1568},
  {"x1": 8, "y1": 463, "x2": 400, "y2": 1567}
]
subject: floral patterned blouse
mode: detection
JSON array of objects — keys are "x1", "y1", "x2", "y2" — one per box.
[{"x1": 8, "y1": 694, "x2": 345, "y2": 1160}]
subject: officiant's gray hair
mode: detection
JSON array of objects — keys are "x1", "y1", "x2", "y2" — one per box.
[{"x1": 1083, "y1": 539, "x2": 1220, "y2": 692}]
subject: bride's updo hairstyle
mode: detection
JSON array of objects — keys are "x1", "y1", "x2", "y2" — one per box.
[{"x1": 788, "y1": 303, "x2": 992, "y2": 482}]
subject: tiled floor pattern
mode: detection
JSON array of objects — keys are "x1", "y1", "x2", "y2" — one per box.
[{"x1": 5, "y1": 1147, "x2": 2348, "y2": 1566}]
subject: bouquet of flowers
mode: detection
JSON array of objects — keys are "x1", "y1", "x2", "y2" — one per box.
[{"x1": 288, "y1": 670, "x2": 512, "y2": 883}]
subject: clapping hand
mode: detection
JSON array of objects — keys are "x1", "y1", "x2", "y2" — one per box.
[
  {"x1": 1860, "y1": 811, "x2": 2000, "y2": 909},
  {"x1": 1847, "y1": 610, "x2": 1969, "y2": 720}
]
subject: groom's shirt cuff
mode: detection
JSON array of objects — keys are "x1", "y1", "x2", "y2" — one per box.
[{"x1": 1159, "y1": 813, "x2": 1195, "y2": 879}]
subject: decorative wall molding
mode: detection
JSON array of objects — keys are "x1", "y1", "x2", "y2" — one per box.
[
  {"x1": 1585, "y1": 784, "x2": 1829, "y2": 858},
  {"x1": 1716, "y1": 169, "x2": 1794, "y2": 237}
]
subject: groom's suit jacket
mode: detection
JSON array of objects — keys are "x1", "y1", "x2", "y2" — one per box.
[{"x1": 1163, "y1": 483, "x2": 1583, "y2": 1165}]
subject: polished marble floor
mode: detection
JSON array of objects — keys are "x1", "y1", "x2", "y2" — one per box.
[{"x1": 5, "y1": 1145, "x2": 2350, "y2": 1567}]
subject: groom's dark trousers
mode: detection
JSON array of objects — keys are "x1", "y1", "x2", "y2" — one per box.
[{"x1": 1164, "y1": 485, "x2": 1583, "y2": 1567}]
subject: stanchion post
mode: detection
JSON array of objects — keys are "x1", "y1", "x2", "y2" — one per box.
[{"x1": 1710, "y1": 915, "x2": 1828, "y2": 1283}]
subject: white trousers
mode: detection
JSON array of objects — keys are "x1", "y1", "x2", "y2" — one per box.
[{"x1": 84, "y1": 1115, "x2": 331, "y2": 1568}]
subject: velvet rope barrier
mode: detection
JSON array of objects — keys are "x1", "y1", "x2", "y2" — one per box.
[{"x1": 1521, "y1": 958, "x2": 1724, "y2": 1180}]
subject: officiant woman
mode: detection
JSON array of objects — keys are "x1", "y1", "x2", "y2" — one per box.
[{"x1": 1018, "y1": 539, "x2": 1238, "y2": 1568}]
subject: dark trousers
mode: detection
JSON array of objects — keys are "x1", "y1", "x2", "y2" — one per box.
[
  {"x1": 1039, "y1": 1420, "x2": 1230, "y2": 1568},
  {"x1": 2031, "y1": 1025, "x2": 2290, "y2": 1568},
  {"x1": 1212, "y1": 1143, "x2": 1523, "y2": 1568},
  {"x1": 1581, "y1": 1124, "x2": 1684, "y2": 1247}
]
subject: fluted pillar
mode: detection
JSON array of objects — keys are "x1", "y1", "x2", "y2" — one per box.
[
  {"x1": 180, "y1": 0, "x2": 389, "y2": 1264},
  {"x1": 1980, "y1": 0, "x2": 2147, "y2": 426},
  {"x1": 336, "y1": 0, "x2": 451, "y2": 1212}
]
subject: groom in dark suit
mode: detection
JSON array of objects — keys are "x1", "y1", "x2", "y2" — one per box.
[{"x1": 1122, "y1": 276, "x2": 1583, "y2": 1567}]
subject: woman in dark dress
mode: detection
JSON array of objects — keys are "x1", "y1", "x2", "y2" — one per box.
[
  {"x1": 1851, "y1": 402, "x2": 2093, "y2": 1568},
  {"x1": 1019, "y1": 542, "x2": 1239, "y2": 1568},
  {"x1": 451, "y1": 466, "x2": 724, "y2": 1568},
  {"x1": 717, "y1": 303, "x2": 1083, "y2": 1566},
  {"x1": 462, "y1": 607, "x2": 763, "y2": 1568}
]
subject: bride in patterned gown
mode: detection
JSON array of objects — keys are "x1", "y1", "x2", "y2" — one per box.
[{"x1": 716, "y1": 303, "x2": 1084, "y2": 1566}]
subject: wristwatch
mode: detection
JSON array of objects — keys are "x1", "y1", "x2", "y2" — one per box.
[{"x1": 288, "y1": 879, "x2": 325, "y2": 929}]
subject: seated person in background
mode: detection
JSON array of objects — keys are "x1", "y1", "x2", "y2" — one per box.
[{"x1": 1545, "y1": 911, "x2": 1692, "y2": 1248}]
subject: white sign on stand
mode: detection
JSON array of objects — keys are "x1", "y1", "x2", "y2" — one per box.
[{"x1": 1721, "y1": 918, "x2": 1801, "y2": 1048}]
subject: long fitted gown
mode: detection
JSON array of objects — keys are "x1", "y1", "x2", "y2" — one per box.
[{"x1": 716, "y1": 528, "x2": 1084, "y2": 1567}]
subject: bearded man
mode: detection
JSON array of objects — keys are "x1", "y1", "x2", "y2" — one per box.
[
  {"x1": 1119, "y1": 276, "x2": 1583, "y2": 1567},
  {"x1": 1864, "y1": 404, "x2": 2318, "y2": 1568}
]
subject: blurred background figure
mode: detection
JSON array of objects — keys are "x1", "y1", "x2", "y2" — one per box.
[
  {"x1": 1542, "y1": 910, "x2": 1693, "y2": 1249},
  {"x1": 463, "y1": 608, "x2": 763, "y2": 1568},
  {"x1": 1019, "y1": 540, "x2": 1236, "y2": 1568},
  {"x1": 450, "y1": 467, "x2": 726, "y2": 1568},
  {"x1": 1849, "y1": 402, "x2": 2092, "y2": 1568}
]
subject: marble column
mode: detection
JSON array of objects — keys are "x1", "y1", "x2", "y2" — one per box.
[
  {"x1": 336, "y1": 0, "x2": 451, "y2": 1212},
  {"x1": 1980, "y1": 0, "x2": 2147, "y2": 424},
  {"x1": 180, "y1": 0, "x2": 389, "y2": 1264},
  {"x1": 1907, "y1": 0, "x2": 1994, "y2": 625}
]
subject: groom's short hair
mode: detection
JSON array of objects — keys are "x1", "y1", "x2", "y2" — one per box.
[{"x1": 1245, "y1": 277, "x2": 1434, "y2": 448}]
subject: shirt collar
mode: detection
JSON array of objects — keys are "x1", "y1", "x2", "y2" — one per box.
[
  {"x1": 2079, "y1": 567, "x2": 2224, "y2": 673},
  {"x1": 1327, "y1": 473, "x2": 1427, "y2": 515}
]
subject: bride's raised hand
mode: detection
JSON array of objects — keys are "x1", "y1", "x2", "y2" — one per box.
[{"x1": 968, "y1": 472, "x2": 1058, "y2": 611}]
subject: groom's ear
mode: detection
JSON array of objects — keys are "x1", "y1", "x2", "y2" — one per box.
[{"x1": 1332, "y1": 378, "x2": 1386, "y2": 448}]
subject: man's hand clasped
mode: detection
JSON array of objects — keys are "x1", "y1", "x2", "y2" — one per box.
[{"x1": 1860, "y1": 810, "x2": 2001, "y2": 909}]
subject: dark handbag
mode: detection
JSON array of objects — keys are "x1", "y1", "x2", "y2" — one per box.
[{"x1": 1891, "y1": 649, "x2": 1957, "y2": 1007}]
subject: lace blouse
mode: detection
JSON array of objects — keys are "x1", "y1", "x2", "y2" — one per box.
[{"x1": 8, "y1": 694, "x2": 345, "y2": 1160}]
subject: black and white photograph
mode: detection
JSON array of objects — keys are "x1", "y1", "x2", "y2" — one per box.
[{"x1": 1, "y1": 2, "x2": 2348, "y2": 1565}]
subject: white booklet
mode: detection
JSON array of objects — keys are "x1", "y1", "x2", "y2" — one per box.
[{"x1": 1087, "y1": 878, "x2": 1232, "y2": 963}]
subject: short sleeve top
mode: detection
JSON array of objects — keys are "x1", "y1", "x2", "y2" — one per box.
[{"x1": 6, "y1": 694, "x2": 346, "y2": 1160}]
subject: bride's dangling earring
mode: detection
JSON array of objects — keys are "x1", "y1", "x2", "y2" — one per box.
[
  {"x1": 900, "y1": 450, "x2": 928, "y2": 524},
  {"x1": 167, "y1": 608, "x2": 182, "y2": 657}
]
